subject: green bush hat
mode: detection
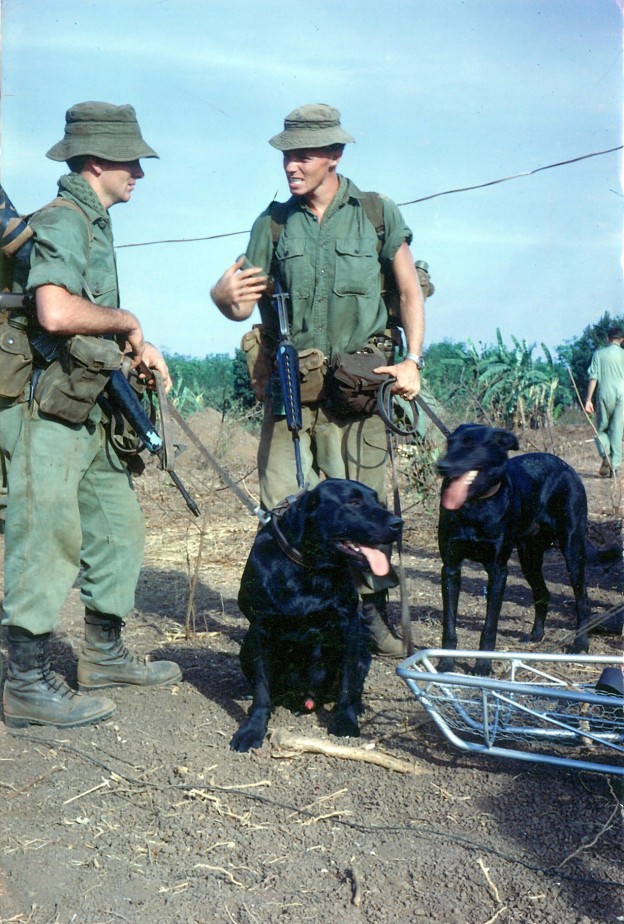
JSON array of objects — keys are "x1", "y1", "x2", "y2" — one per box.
[
  {"x1": 269, "y1": 104, "x2": 355, "y2": 151},
  {"x1": 46, "y1": 101, "x2": 159, "y2": 162}
]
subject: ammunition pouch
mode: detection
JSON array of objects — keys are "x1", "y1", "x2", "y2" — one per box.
[
  {"x1": 242, "y1": 325, "x2": 328, "y2": 406},
  {"x1": 298, "y1": 347, "x2": 328, "y2": 404},
  {"x1": 325, "y1": 345, "x2": 392, "y2": 418},
  {"x1": 0, "y1": 307, "x2": 33, "y2": 400},
  {"x1": 241, "y1": 325, "x2": 273, "y2": 402},
  {"x1": 34, "y1": 335, "x2": 123, "y2": 424}
]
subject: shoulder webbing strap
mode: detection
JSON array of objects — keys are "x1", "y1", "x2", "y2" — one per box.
[
  {"x1": 357, "y1": 192, "x2": 385, "y2": 256},
  {"x1": 36, "y1": 197, "x2": 93, "y2": 248}
]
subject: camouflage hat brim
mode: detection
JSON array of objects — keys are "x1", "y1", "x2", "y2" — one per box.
[
  {"x1": 269, "y1": 103, "x2": 355, "y2": 151},
  {"x1": 46, "y1": 101, "x2": 159, "y2": 162}
]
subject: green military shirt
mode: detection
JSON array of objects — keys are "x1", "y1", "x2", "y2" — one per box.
[
  {"x1": 27, "y1": 173, "x2": 119, "y2": 308},
  {"x1": 587, "y1": 342, "x2": 624, "y2": 401},
  {"x1": 244, "y1": 175, "x2": 412, "y2": 359}
]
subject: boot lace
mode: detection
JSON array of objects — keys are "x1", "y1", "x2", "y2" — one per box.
[{"x1": 41, "y1": 663, "x2": 79, "y2": 699}]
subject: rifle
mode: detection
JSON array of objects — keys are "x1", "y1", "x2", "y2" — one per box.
[
  {"x1": 0, "y1": 184, "x2": 200, "y2": 517},
  {"x1": 272, "y1": 279, "x2": 305, "y2": 489},
  {"x1": 99, "y1": 368, "x2": 201, "y2": 518}
]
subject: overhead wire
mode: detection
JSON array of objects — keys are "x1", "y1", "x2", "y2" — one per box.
[{"x1": 116, "y1": 142, "x2": 623, "y2": 250}]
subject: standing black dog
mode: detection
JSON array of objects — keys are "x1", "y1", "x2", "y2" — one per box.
[
  {"x1": 230, "y1": 478, "x2": 403, "y2": 752},
  {"x1": 437, "y1": 423, "x2": 600, "y2": 676}
]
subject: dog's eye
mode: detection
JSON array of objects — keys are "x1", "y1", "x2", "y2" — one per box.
[{"x1": 346, "y1": 497, "x2": 362, "y2": 506}]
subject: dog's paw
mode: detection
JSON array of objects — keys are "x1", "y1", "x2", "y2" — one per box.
[
  {"x1": 437, "y1": 656, "x2": 457, "y2": 673},
  {"x1": 565, "y1": 641, "x2": 589, "y2": 655},
  {"x1": 523, "y1": 631, "x2": 544, "y2": 644},
  {"x1": 472, "y1": 660, "x2": 493, "y2": 677},
  {"x1": 331, "y1": 712, "x2": 361, "y2": 738},
  {"x1": 230, "y1": 722, "x2": 267, "y2": 753}
]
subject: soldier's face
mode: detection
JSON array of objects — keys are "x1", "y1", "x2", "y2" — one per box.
[
  {"x1": 97, "y1": 160, "x2": 145, "y2": 207},
  {"x1": 282, "y1": 148, "x2": 341, "y2": 199}
]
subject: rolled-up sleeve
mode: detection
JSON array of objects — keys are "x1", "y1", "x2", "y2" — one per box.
[
  {"x1": 379, "y1": 197, "x2": 412, "y2": 263},
  {"x1": 242, "y1": 209, "x2": 274, "y2": 274}
]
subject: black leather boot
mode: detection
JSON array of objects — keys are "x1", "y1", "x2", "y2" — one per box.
[
  {"x1": 77, "y1": 610, "x2": 182, "y2": 690},
  {"x1": 361, "y1": 591, "x2": 405, "y2": 658},
  {"x1": 3, "y1": 627, "x2": 117, "y2": 729}
]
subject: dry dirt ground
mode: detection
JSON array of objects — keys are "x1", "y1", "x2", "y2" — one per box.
[{"x1": 1, "y1": 411, "x2": 623, "y2": 924}]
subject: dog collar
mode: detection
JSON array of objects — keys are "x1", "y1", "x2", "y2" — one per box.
[
  {"x1": 473, "y1": 481, "x2": 502, "y2": 501},
  {"x1": 270, "y1": 512, "x2": 307, "y2": 568}
]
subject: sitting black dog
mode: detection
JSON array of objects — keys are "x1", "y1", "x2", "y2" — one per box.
[
  {"x1": 437, "y1": 423, "x2": 609, "y2": 676},
  {"x1": 230, "y1": 478, "x2": 403, "y2": 752}
]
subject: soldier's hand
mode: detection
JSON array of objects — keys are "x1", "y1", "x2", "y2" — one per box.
[
  {"x1": 141, "y1": 342, "x2": 172, "y2": 392},
  {"x1": 374, "y1": 358, "x2": 421, "y2": 400},
  {"x1": 211, "y1": 256, "x2": 268, "y2": 320}
]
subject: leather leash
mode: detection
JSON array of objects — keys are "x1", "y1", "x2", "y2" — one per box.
[
  {"x1": 378, "y1": 383, "x2": 452, "y2": 658},
  {"x1": 163, "y1": 395, "x2": 270, "y2": 524}
]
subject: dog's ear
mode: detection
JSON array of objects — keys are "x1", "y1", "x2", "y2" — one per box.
[{"x1": 494, "y1": 429, "x2": 519, "y2": 452}]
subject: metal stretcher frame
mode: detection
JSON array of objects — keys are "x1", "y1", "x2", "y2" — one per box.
[{"x1": 396, "y1": 649, "x2": 624, "y2": 776}]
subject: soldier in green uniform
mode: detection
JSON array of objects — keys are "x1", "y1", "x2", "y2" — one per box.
[
  {"x1": 2, "y1": 102, "x2": 182, "y2": 729},
  {"x1": 584, "y1": 325, "x2": 624, "y2": 477},
  {"x1": 211, "y1": 104, "x2": 425, "y2": 656}
]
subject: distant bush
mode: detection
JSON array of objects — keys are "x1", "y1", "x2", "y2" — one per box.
[{"x1": 165, "y1": 350, "x2": 256, "y2": 419}]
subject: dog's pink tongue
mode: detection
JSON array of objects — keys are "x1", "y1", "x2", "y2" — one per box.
[
  {"x1": 442, "y1": 471, "x2": 477, "y2": 511},
  {"x1": 359, "y1": 546, "x2": 390, "y2": 576}
]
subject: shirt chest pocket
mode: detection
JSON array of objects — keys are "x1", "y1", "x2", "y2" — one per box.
[
  {"x1": 275, "y1": 237, "x2": 312, "y2": 299},
  {"x1": 334, "y1": 239, "x2": 379, "y2": 296}
]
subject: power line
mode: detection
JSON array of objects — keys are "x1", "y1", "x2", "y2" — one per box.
[
  {"x1": 398, "y1": 143, "x2": 623, "y2": 206},
  {"x1": 116, "y1": 143, "x2": 623, "y2": 250}
]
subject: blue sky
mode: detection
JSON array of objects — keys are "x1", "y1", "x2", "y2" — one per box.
[{"x1": 2, "y1": 0, "x2": 622, "y2": 360}]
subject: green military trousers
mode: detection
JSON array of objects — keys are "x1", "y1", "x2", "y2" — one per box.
[
  {"x1": 595, "y1": 388, "x2": 624, "y2": 472},
  {"x1": 2, "y1": 404, "x2": 146, "y2": 635},
  {"x1": 0, "y1": 400, "x2": 26, "y2": 518},
  {"x1": 258, "y1": 397, "x2": 389, "y2": 510}
]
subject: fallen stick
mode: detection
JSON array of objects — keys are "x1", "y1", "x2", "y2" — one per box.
[{"x1": 269, "y1": 728, "x2": 426, "y2": 775}]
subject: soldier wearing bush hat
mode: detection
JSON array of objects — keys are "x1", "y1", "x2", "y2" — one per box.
[
  {"x1": 211, "y1": 103, "x2": 426, "y2": 657},
  {"x1": 46, "y1": 101, "x2": 159, "y2": 163},
  {"x1": 268, "y1": 103, "x2": 356, "y2": 151},
  {"x1": 1, "y1": 102, "x2": 181, "y2": 731}
]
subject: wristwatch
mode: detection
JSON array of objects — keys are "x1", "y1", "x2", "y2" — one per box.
[{"x1": 406, "y1": 352, "x2": 425, "y2": 370}]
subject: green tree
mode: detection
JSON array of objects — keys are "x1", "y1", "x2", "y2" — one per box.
[{"x1": 166, "y1": 353, "x2": 236, "y2": 415}]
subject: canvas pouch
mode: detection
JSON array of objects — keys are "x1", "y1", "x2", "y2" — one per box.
[
  {"x1": 34, "y1": 334, "x2": 123, "y2": 424},
  {"x1": 325, "y1": 345, "x2": 391, "y2": 418}
]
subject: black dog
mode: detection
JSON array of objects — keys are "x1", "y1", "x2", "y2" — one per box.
[
  {"x1": 437, "y1": 423, "x2": 602, "y2": 676},
  {"x1": 230, "y1": 478, "x2": 403, "y2": 752}
]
